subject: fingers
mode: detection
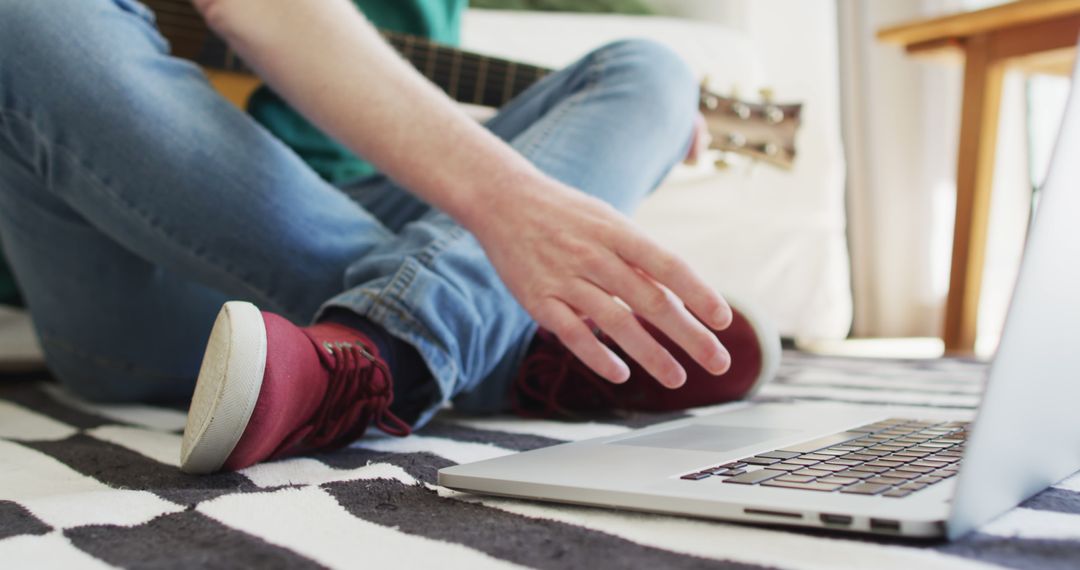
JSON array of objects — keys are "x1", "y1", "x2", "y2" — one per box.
[
  {"x1": 564, "y1": 280, "x2": 687, "y2": 388},
  {"x1": 585, "y1": 256, "x2": 730, "y2": 376},
  {"x1": 482, "y1": 184, "x2": 733, "y2": 389},
  {"x1": 533, "y1": 298, "x2": 630, "y2": 384},
  {"x1": 614, "y1": 232, "x2": 732, "y2": 331}
]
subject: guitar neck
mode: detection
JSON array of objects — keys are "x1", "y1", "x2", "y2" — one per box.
[
  {"x1": 142, "y1": 0, "x2": 251, "y2": 72},
  {"x1": 140, "y1": 0, "x2": 803, "y2": 169},
  {"x1": 382, "y1": 31, "x2": 551, "y2": 108},
  {"x1": 142, "y1": 0, "x2": 549, "y2": 108}
]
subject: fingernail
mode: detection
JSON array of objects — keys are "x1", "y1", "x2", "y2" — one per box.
[
  {"x1": 667, "y1": 367, "x2": 687, "y2": 389},
  {"x1": 714, "y1": 307, "x2": 733, "y2": 329},
  {"x1": 612, "y1": 362, "x2": 631, "y2": 384},
  {"x1": 711, "y1": 352, "x2": 731, "y2": 375}
]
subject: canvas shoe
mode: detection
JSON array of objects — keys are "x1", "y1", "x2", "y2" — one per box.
[
  {"x1": 512, "y1": 300, "x2": 780, "y2": 416},
  {"x1": 180, "y1": 301, "x2": 410, "y2": 474}
]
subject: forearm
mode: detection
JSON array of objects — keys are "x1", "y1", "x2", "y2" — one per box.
[{"x1": 194, "y1": 0, "x2": 544, "y2": 230}]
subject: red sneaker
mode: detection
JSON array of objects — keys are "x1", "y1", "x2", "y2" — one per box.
[
  {"x1": 180, "y1": 301, "x2": 410, "y2": 474},
  {"x1": 512, "y1": 301, "x2": 781, "y2": 417}
]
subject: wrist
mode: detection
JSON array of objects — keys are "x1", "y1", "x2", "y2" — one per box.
[{"x1": 445, "y1": 161, "x2": 548, "y2": 236}]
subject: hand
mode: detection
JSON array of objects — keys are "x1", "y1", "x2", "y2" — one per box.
[{"x1": 469, "y1": 177, "x2": 733, "y2": 388}]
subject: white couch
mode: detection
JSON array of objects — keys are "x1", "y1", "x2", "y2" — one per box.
[{"x1": 462, "y1": 8, "x2": 852, "y2": 340}]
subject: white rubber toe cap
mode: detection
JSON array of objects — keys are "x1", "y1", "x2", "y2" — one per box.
[{"x1": 180, "y1": 301, "x2": 267, "y2": 474}]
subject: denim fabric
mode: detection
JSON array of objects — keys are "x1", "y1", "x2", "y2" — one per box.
[{"x1": 0, "y1": 0, "x2": 697, "y2": 424}]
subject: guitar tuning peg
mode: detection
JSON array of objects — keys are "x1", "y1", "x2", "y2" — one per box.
[
  {"x1": 731, "y1": 102, "x2": 751, "y2": 120},
  {"x1": 765, "y1": 105, "x2": 785, "y2": 124},
  {"x1": 700, "y1": 74, "x2": 713, "y2": 90},
  {"x1": 759, "y1": 87, "x2": 786, "y2": 124},
  {"x1": 730, "y1": 85, "x2": 741, "y2": 100},
  {"x1": 713, "y1": 157, "x2": 731, "y2": 171},
  {"x1": 703, "y1": 93, "x2": 720, "y2": 111}
]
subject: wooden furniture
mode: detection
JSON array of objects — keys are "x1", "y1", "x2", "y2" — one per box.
[{"x1": 879, "y1": 0, "x2": 1080, "y2": 353}]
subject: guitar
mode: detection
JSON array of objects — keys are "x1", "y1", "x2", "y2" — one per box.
[{"x1": 143, "y1": 0, "x2": 802, "y2": 169}]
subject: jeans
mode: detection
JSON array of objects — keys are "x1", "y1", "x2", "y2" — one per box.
[{"x1": 0, "y1": 0, "x2": 697, "y2": 426}]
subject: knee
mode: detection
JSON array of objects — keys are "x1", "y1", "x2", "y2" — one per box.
[
  {"x1": 592, "y1": 39, "x2": 699, "y2": 140},
  {"x1": 0, "y1": 0, "x2": 164, "y2": 92},
  {"x1": 0, "y1": 0, "x2": 76, "y2": 62},
  {"x1": 601, "y1": 39, "x2": 697, "y2": 88}
]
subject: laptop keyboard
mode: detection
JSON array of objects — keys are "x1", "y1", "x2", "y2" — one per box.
[{"x1": 678, "y1": 418, "x2": 967, "y2": 498}]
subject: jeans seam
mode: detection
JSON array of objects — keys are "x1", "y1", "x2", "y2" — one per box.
[
  {"x1": 358, "y1": 261, "x2": 442, "y2": 348},
  {"x1": 414, "y1": 225, "x2": 468, "y2": 269},
  {"x1": 368, "y1": 261, "x2": 418, "y2": 322},
  {"x1": 0, "y1": 108, "x2": 294, "y2": 317},
  {"x1": 358, "y1": 289, "x2": 439, "y2": 347}
]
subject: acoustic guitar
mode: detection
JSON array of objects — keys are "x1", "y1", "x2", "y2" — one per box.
[{"x1": 143, "y1": 0, "x2": 802, "y2": 169}]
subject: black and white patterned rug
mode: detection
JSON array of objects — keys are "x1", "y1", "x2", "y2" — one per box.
[{"x1": 3, "y1": 351, "x2": 1079, "y2": 569}]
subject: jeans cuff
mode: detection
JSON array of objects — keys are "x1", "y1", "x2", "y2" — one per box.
[{"x1": 315, "y1": 257, "x2": 456, "y2": 429}]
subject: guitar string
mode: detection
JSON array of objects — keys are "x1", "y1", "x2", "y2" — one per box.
[
  {"x1": 142, "y1": 2, "x2": 796, "y2": 119},
  {"x1": 150, "y1": 12, "x2": 549, "y2": 107},
  {"x1": 143, "y1": 5, "x2": 552, "y2": 95},
  {"x1": 158, "y1": 27, "x2": 549, "y2": 107},
  {"x1": 159, "y1": 36, "x2": 793, "y2": 157},
  {"x1": 147, "y1": 9, "x2": 552, "y2": 77}
]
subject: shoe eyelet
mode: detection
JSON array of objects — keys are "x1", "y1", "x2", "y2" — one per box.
[{"x1": 357, "y1": 345, "x2": 375, "y2": 361}]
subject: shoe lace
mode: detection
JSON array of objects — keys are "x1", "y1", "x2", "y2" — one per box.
[
  {"x1": 511, "y1": 328, "x2": 619, "y2": 419},
  {"x1": 303, "y1": 340, "x2": 411, "y2": 450}
]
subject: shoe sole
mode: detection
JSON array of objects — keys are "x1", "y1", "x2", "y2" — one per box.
[{"x1": 180, "y1": 301, "x2": 267, "y2": 474}]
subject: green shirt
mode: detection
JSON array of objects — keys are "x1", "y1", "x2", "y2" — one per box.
[{"x1": 246, "y1": 0, "x2": 468, "y2": 184}]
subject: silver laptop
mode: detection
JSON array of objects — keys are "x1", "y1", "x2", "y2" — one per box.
[{"x1": 439, "y1": 54, "x2": 1080, "y2": 540}]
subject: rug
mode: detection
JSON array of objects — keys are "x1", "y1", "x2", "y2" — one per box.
[{"x1": 2, "y1": 351, "x2": 1079, "y2": 569}]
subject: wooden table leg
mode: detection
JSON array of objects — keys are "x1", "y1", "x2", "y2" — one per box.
[{"x1": 944, "y1": 34, "x2": 1005, "y2": 354}]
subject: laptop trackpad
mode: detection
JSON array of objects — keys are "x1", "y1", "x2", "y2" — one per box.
[{"x1": 610, "y1": 425, "x2": 799, "y2": 453}]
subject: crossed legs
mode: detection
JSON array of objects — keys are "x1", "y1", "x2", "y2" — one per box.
[{"x1": 0, "y1": 0, "x2": 697, "y2": 420}]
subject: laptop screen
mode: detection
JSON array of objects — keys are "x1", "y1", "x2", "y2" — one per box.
[{"x1": 947, "y1": 40, "x2": 1080, "y2": 539}]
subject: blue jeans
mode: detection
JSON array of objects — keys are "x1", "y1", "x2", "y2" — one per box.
[{"x1": 0, "y1": 0, "x2": 697, "y2": 425}]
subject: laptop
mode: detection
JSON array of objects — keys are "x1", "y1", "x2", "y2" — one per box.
[{"x1": 438, "y1": 54, "x2": 1080, "y2": 540}]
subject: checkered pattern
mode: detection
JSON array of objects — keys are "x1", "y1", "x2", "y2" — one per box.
[{"x1": 3, "y1": 351, "x2": 1080, "y2": 569}]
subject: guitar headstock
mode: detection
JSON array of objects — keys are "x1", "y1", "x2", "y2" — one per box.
[{"x1": 698, "y1": 83, "x2": 802, "y2": 170}]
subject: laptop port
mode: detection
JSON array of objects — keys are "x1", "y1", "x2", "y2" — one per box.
[
  {"x1": 819, "y1": 513, "x2": 853, "y2": 526},
  {"x1": 743, "y1": 508, "x2": 802, "y2": 520},
  {"x1": 870, "y1": 518, "x2": 901, "y2": 533}
]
